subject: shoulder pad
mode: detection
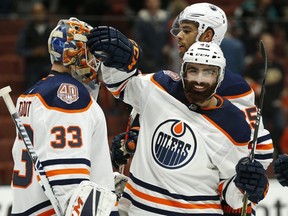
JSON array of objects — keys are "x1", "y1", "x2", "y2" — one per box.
[
  {"x1": 25, "y1": 73, "x2": 92, "y2": 112},
  {"x1": 199, "y1": 98, "x2": 251, "y2": 144},
  {"x1": 152, "y1": 70, "x2": 186, "y2": 101}
]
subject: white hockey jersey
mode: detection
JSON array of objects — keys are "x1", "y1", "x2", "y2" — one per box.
[
  {"x1": 217, "y1": 69, "x2": 273, "y2": 171},
  {"x1": 102, "y1": 66, "x2": 252, "y2": 215},
  {"x1": 11, "y1": 71, "x2": 115, "y2": 215}
]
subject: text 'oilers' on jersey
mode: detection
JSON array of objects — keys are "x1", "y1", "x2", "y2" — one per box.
[
  {"x1": 11, "y1": 71, "x2": 114, "y2": 215},
  {"x1": 101, "y1": 65, "x2": 251, "y2": 215},
  {"x1": 104, "y1": 66, "x2": 273, "y2": 170}
]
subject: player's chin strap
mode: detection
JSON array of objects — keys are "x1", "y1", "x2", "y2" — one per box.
[{"x1": 241, "y1": 40, "x2": 268, "y2": 216}]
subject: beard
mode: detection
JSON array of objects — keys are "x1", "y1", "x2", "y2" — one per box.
[{"x1": 183, "y1": 80, "x2": 217, "y2": 104}]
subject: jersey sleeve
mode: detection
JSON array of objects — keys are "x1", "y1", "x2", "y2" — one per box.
[
  {"x1": 227, "y1": 91, "x2": 274, "y2": 170},
  {"x1": 200, "y1": 99, "x2": 252, "y2": 209},
  {"x1": 219, "y1": 70, "x2": 274, "y2": 170},
  {"x1": 101, "y1": 64, "x2": 154, "y2": 113}
]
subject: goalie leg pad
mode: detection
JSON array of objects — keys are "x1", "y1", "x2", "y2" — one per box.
[{"x1": 65, "y1": 181, "x2": 116, "y2": 216}]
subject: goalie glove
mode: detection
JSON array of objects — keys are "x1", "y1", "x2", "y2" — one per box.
[
  {"x1": 274, "y1": 154, "x2": 288, "y2": 187},
  {"x1": 65, "y1": 181, "x2": 116, "y2": 216},
  {"x1": 86, "y1": 26, "x2": 142, "y2": 72},
  {"x1": 111, "y1": 127, "x2": 139, "y2": 169},
  {"x1": 234, "y1": 157, "x2": 269, "y2": 204}
]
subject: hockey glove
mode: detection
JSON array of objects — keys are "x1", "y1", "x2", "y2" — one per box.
[
  {"x1": 86, "y1": 26, "x2": 142, "y2": 72},
  {"x1": 274, "y1": 154, "x2": 288, "y2": 187},
  {"x1": 234, "y1": 157, "x2": 269, "y2": 204},
  {"x1": 111, "y1": 127, "x2": 139, "y2": 169}
]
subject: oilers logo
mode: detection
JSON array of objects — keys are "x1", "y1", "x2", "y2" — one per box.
[{"x1": 151, "y1": 119, "x2": 197, "y2": 169}]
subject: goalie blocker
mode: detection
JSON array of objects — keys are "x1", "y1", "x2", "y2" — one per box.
[{"x1": 65, "y1": 181, "x2": 116, "y2": 216}]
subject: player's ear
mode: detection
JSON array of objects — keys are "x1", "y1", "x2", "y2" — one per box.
[{"x1": 201, "y1": 28, "x2": 214, "y2": 42}]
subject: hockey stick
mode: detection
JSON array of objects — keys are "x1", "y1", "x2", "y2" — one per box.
[
  {"x1": 0, "y1": 86, "x2": 64, "y2": 216},
  {"x1": 119, "y1": 108, "x2": 138, "y2": 174},
  {"x1": 241, "y1": 40, "x2": 267, "y2": 216}
]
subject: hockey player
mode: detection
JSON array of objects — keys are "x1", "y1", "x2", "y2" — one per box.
[
  {"x1": 173, "y1": 3, "x2": 273, "y2": 170},
  {"x1": 108, "y1": 3, "x2": 274, "y2": 215},
  {"x1": 274, "y1": 154, "x2": 288, "y2": 187},
  {"x1": 112, "y1": 1, "x2": 273, "y2": 171},
  {"x1": 10, "y1": 17, "x2": 116, "y2": 215},
  {"x1": 87, "y1": 25, "x2": 269, "y2": 215}
]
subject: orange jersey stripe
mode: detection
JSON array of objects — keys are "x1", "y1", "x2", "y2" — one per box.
[
  {"x1": 150, "y1": 76, "x2": 167, "y2": 92},
  {"x1": 218, "y1": 181, "x2": 225, "y2": 198},
  {"x1": 126, "y1": 183, "x2": 222, "y2": 209},
  {"x1": 201, "y1": 95, "x2": 224, "y2": 110},
  {"x1": 110, "y1": 80, "x2": 129, "y2": 97},
  {"x1": 201, "y1": 115, "x2": 248, "y2": 147},
  {"x1": 249, "y1": 143, "x2": 273, "y2": 150},
  {"x1": 223, "y1": 205, "x2": 252, "y2": 214},
  {"x1": 46, "y1": 168, "x2": 90, "y2": 177},
  {"x1": 38, "y1": 208, "x2": 55, "y2": 216},
  {"x1": 223, "y1": 88, "x2": 253, "y2": 100},
  {"x1": 19, "y1": 94, "x2": 93, "y2": 113}
]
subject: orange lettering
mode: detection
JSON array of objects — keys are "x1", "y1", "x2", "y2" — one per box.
[
  {"x1": 73, "y1": 197, "x2": 84, "y2": 215},
  {"x1": 128, "y1": 40, "x2": 140, "y2": 71}
]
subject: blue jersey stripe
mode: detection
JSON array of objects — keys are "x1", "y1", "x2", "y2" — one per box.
[
  {"x1": 42, "y1": 158, "x2": 91, "y2": 167},
  {"x1": 257, "y1": 134, "x2": 271, "y2": 143},
  {"x1": 130, "y1": 173, "x2": 219, "y2": 201},
  {"x1": 11, "y1": 200, "x2": 51, "y2": 216},
  {"x1": 254, "y1": 153, "x2": 274, "y2": 160},
  {"x1": 123, "y1": 193, "x2": 222, "y2": 216},
  {"x1": 50, "y1": 178, "x2": 89, "y2": 186}
]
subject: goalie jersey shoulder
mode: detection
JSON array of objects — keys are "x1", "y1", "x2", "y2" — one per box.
[{"x1": 22, "y1": 71, "x2": 92, "y2": 111}]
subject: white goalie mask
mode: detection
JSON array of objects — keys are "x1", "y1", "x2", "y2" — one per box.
[
  {"x1": 181, "y1": 41, "x2": 226, "y2": 97},
  {"x1": 177, "y1": 3, "x2": 227, "y2": 45}
]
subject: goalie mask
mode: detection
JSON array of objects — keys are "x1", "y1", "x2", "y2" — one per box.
[
  {"x1": 181, "y1": 42, "x2": 226, "y2": 103},
  {"x1": 174, "y1": 3, "x2": 227, "y2": 45},
  {"x1": 48, "y1": 17, "x2": 100, "y2": 80}
]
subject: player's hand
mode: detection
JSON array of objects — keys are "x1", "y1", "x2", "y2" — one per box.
[
  {"x1": 86, "y1": 26, "x2": 142, "y2": 72},
  {"x1": 274, "y1": 154, "x2": 288, "y2": 187},
  {"x1": 111, "y1": 127, "x2": 139, "y2": 169},
  {"x1": 234, "y1": 157, "x2": 269, "y2": 203}
]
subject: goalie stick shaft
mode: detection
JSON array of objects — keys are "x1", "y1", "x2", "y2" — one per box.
[
  {"x1": 241, "y1": 40, "x2": 267, "y2": 216},
  {"x1": 0, "y1": 86, "x2": 64, "y2": 216}
]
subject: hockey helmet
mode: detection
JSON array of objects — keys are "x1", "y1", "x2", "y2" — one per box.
[
  {"x1": 176, "y1": 3, "x2": 227, "y2": 45},
  {"x1": 181, "y1": 41, "x2": 226, "y2": 96},
  {"x1": 48, "y1": 17, "x2": 99, "y2": 77}
]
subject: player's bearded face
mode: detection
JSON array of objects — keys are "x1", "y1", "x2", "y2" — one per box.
[{"x1": 182, "y1": 63, "x2": 219, "y2": 104}]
